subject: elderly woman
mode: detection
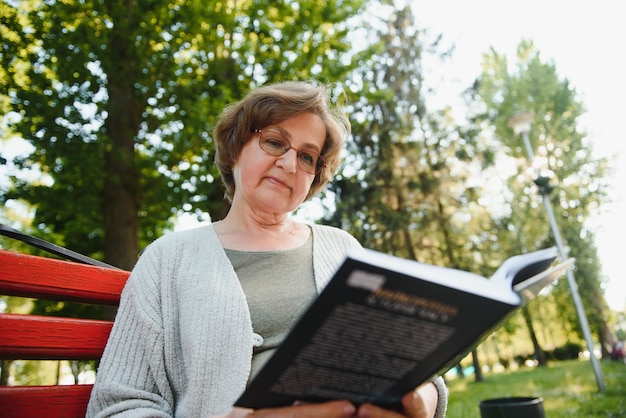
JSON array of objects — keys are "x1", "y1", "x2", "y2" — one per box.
[{"x1": 87, "y1": 81, "x2": 447, "y2": 418}]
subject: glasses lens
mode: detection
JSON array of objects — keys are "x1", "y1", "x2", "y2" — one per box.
[
  {"x1": 258, "y1": 130, "x2": 325, "y2": 174},
  {"x1": 259, "y1": 132, "x2": 288, "y2": 156}
]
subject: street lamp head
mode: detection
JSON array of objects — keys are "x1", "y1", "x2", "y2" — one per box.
[
  {"x1": 534, "y1": 174, "x2": 555, "y2": 195},
  {"x1": 506, "y1": 111, "x2": 535, "y2": 135}
]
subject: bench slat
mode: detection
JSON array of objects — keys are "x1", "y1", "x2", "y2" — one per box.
[
  {"x1": 0, "y1": 384, "x2": 93, "y2": 418},
  {"x1": 0, "y1": 250, "x2": 129, "y2": 305},
  {"x1": 0, "y1": 314, "x2": 113, "y2": 360},
  {"x1": 0, "y1": 250, "x2": 129, "y2": 415}
]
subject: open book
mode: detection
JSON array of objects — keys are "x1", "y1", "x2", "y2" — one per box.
[{"x1": 235, "y1": 246, "x2": 573, "y2": 410}]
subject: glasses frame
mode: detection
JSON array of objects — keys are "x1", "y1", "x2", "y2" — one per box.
[{"x1": 253, "y1": 129, "x2": 326, "y2": 175}]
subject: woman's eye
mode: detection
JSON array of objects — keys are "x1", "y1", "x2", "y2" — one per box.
[
  {"x1": 265, "y1": 138, "x2": 285, "y2": 149},
  {"x1": 299, "y1": 152, "x2": 316, "y2": 166}
]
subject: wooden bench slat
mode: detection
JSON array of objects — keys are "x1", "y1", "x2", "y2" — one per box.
[
  {"x1": 0, "y1": 250, "x2": 129, "y2": 415},
  {"x1": 0, "y1": 384, "x2": 93, "y2": 418},
  {"x1": 0, "y1": 313, "x2": 113, "y2": 360},
  {"x1": 0, "y1": 250, "x2": 129, "y2": 305}
]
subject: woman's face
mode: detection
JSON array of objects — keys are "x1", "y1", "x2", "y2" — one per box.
[{"x1": 231, "y1": 112, "x2": 326, "y2": 216}]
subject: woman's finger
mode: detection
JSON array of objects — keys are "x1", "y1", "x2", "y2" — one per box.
[{"x1": 250, "y1": 400, "x2": 356, "y2": 418}]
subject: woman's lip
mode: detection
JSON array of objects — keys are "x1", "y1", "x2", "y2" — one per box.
[{"x1": 265, "y1": 176, "x2": 291, "y2": 189}]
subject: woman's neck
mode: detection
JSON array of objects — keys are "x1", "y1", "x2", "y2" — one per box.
[{"x1": 215, "y1": 210, "x2": 310, "y2": 252}]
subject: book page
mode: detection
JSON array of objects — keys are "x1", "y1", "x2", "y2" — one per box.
[
  {"x1": 490, "y1": 247, "x2": 559, "y2": 285},
  {"x1": 269, "y1": 298, "x2": 456, "y2": 403},
  {"x1": 349, "y1": 248, "x2": 521, "y2": 304},
  {"x1": 514, "y1": 258, "x2": 574, "y2": 301}
]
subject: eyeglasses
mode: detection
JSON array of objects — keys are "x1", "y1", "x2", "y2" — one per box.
[{"x1": 254, "y1": 129, "x2": 326, "y2": 175}]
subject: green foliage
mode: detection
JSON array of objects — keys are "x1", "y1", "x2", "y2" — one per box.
[
  {"x1": 446, "y1": 360, "x2": 626, "y2": 418},
  {"x1": 473, "y1": 40, "x2": 608, "y2": 226},
  {"x1": 0, "y1": 0, "x2": 367, "y2": 267},
  {"x1": 325, "y1": 5, "x2": 497, "y2": 275},
  {"x1": 3, "y1": 359, "x2": 58, "y2": 386},
  {"x1": 469, "y1": 39, "x2": 612, "y2": 351},
  {"x1": 550, "y1": 342, "x2": 583, "y2": 361},
  {"x1": 0, "y1": 0, "x2": 369, "y2": 385}
]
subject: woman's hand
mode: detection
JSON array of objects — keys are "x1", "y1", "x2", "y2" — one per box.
[
  {"x1": 250, "y1": 400, "x2": 356, "y2": 417},
  {"x1": 214, "y1": 401, "x2": 356, "y2": 418},
  {"x1": 216, "y1": 382, "x2": 438, "y2": 418},
  {"x1": 355, "y1": 382, "x2": 439, "y2": 418}
]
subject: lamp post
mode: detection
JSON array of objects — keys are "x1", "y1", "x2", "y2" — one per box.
[{"x1": 506, "y1": 111, "x2": 606, "y2": 392}]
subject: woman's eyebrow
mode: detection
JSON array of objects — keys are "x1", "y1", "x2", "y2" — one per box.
[{"x1": 267, "y1": 126, "x2": 324, "y2": 152}]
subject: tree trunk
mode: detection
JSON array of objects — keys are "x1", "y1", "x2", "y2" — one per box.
[
  {"x1": 588, "y1": 290, "x2": 616, "y2": 359},
  {"x1": 599, "y1": 321, "x2": 616, "y2": 359},
  {"x1": 522, "y1": 306, "x2": 546, "y2": 366},
  {"x1": 103, "y1": 100, "x2": 139, "y2": 271},
  {"x1": 472, "y1": 349, "x2": 483, "y2": 382},
  {"x1": 0, "y1": 360, "x2": 10, "y2": 385},
  {"x1": 454, "y1": 363, "x2": 464, "y2": 379},
  {"x1": 102, "y1": 25, "x2": 142, "y2": 271}
]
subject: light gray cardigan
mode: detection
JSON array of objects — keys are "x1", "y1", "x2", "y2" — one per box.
[{"x1": 86, "y1": 223, "x2": 447, "y2": 417}]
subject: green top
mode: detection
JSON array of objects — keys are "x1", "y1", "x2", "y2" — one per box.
[{"x1": 226, "y1": 235, "x2": 316, "y2": 380}]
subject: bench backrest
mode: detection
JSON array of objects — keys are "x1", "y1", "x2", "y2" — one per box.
[{"x1": 0, "y1": 250, "x2": 130, "y2": 418}]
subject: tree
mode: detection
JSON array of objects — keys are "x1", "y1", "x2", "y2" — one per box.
[
  {"x1": 327, "y1": 3, "x2": 496, "y2": 268},
  {"x1": 1, "y1": 0, "x2": 366, "y2": 269},
  {"x1": 468, "y1": 39, "x2": 613, "y2": 355},
  {"x1": 324, "y1": 1, "x2": 504, "y2": 382},
  {"x1": 521, "y1": 305, "x2": 546, "y2": 366}
]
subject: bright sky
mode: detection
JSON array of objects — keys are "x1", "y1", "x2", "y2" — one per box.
[{"x1": 413, "y1": 0, "x2": 626, "y2": 311}]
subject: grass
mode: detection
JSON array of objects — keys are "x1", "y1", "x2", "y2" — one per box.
[{"x1": 445, "y1": 359, "x2": 626, "y2": 417}]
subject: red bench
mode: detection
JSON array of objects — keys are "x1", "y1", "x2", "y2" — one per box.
[{"x1": 0, "y1": 250, "x2": 130, "y2": 417}]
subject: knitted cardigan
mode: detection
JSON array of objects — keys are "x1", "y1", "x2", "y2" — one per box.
[{"x1": 86, "y1": 223, "x2": 447, "y2": 417}]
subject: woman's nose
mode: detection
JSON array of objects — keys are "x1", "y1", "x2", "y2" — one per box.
[{"x1": 276, "y1": 148, "x2": 298, "y2": 173}]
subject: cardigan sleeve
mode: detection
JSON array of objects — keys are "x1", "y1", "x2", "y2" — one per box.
[
  {"x1": 86, "y1": 242, "x2": 175, "y2": 417},
  {"x1": 433, "y1": 376, "x2": 448, "y2": 417}
]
